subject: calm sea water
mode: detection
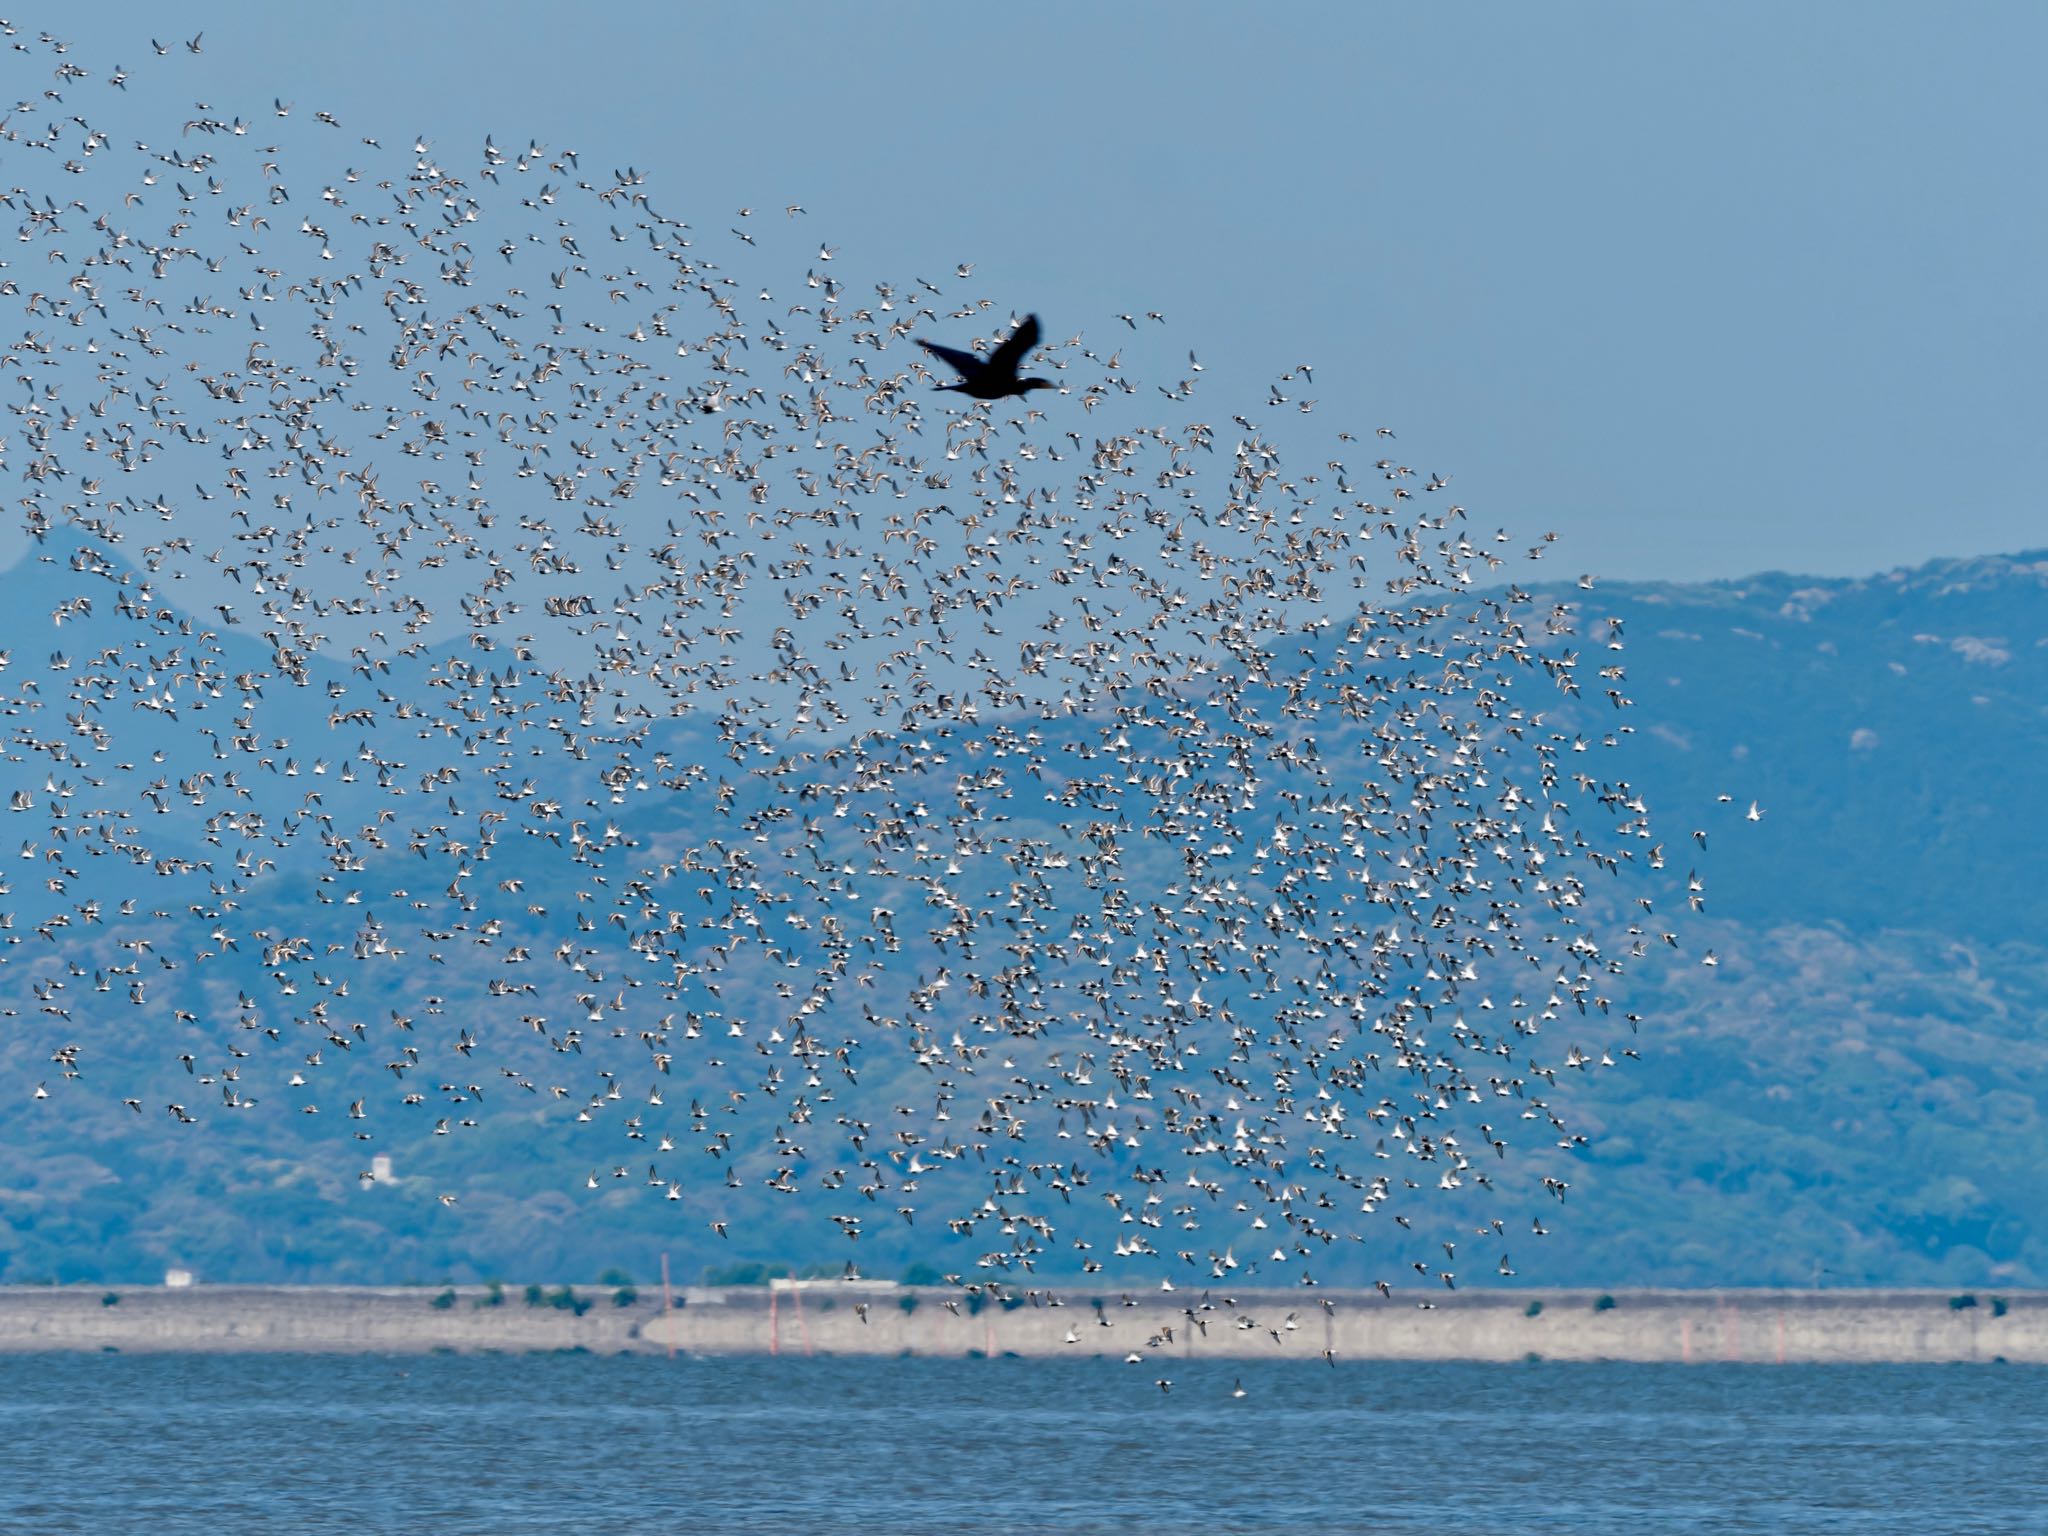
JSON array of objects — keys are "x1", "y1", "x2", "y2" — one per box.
[{"x1": 0, "y1": 1354, "x2": 2038, "y2": 1534}]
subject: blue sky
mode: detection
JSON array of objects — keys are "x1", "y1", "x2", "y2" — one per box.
[{"x1": 16, "y1": 1, "x2": 2048, "y2": 581}]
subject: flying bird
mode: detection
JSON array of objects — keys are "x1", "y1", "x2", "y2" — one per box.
[{"x1": 918, "y1": 313, "x2": 1055, "y2": 399}]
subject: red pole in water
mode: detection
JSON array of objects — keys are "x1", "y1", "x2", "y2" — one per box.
[
  {"x1": 792, "y1": 1285, "x2": 814, "y2": 1358},
  {"x1": 661, "y1": 1252, "x2": 674, "y2": 1361}
]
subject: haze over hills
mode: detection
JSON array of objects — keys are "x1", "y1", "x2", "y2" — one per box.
[
  {"x1": 1513, "y1": 549, "x2": 2048, "y2": 1287},
  {"x1": 1585, "y1": 550, "x2": 2048, "y2": 944},
  {"x1": 2, "y1": 549, "x2": 2043, "y2": 1290}
]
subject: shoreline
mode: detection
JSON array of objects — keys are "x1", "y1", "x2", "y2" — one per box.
[{"x1": 0, "y1": 1285, "x2": 2037, "y2": 1362}]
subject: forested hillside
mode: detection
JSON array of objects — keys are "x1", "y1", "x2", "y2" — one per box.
[{"x1": 4, "y1": 552, "x2": 2046, "y2": 1289}]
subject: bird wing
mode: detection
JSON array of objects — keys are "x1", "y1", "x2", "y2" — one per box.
[
  {"x1": 916, "y1": 339, "x2": 981, "y2": 377},
  {"x1": 986, "y1": 313, "x2": 1041, "y2": 376}
]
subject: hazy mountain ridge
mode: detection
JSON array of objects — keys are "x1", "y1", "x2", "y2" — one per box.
[
  {"x1": 3, "y1": 549, "x2": 2045, "y2": 1287},
  {"x1": 1574, "y1": 548, "x2": 2048, "y2": 942}
]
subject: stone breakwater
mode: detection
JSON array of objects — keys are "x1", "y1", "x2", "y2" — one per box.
[{"x1": 0, "y1": 1286, "x2": 2040, "y2": 1362}]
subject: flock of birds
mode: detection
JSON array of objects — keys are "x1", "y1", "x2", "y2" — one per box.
[{"x1": 0, "y1": 24, "x2": 1729, "y2": 1319}]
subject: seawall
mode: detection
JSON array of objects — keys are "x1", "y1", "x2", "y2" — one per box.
[{"x1": 0, "y1": 1285, "x2": 2039, "y2": 1362}]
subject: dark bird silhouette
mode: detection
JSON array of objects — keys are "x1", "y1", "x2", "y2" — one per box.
[{"x1": 918, "y1": 313, "x2": 1053, "y2": 399}]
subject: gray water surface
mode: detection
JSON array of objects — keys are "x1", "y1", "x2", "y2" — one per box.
[{"x1": 0, "y1": 1354, "x2": 2038, "y2": 1535}]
